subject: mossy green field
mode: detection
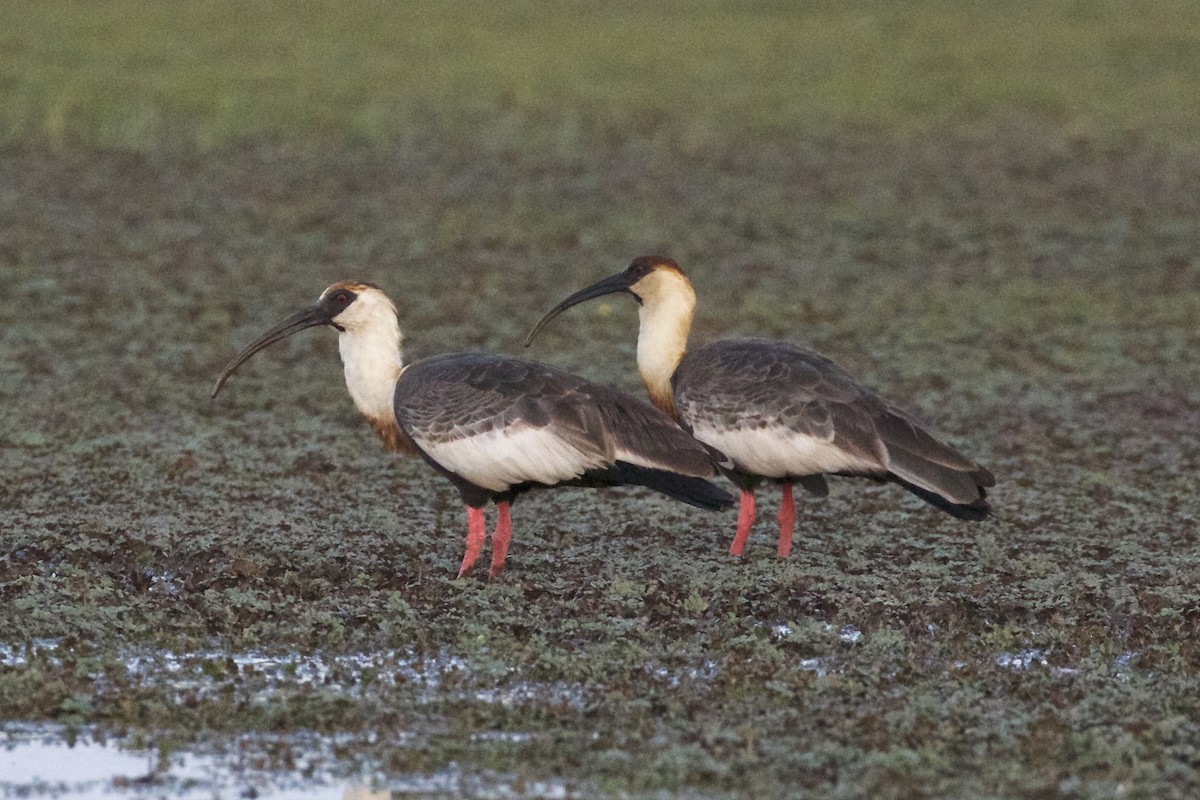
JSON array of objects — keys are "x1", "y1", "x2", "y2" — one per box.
[
  {"x1": 2, "y1": 2, "x2": 1199, "y2": 797},
  {"x1": 5, "y1": 0, "x2": 1200, "y2": 147}
]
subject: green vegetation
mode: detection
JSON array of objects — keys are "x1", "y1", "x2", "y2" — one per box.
[
  {"x1": 3, "y1": 131, "x2": 1199, "y2": 796},
  {"x1": 2, "y1": 2, "x2": 1200, "y2": 798},
  {"x1": 3, "y1": 0, "x2": 1200, "y2": 148}
]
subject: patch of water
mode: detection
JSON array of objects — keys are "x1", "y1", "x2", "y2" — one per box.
[
  {"x1": 0, "y1": 726, "x2": 354, "y2": 800},
  {"x1": 1111, "y1": 650, "x2": 1138, "y2": 680},
  {"x1": 0, "y1": 724, "x2": 577, "y2": 800},
  {"x1": 5, "y1": 641, "x2": 586, "y2": 712},
  {"x1": 996, "y1": 648, "x2": 1054, "y2": 671},
  {"x1": 767, "y1": 623, "x2": 862, "y2": 644},
  {"x1": 644, "y1": 659, "x2": 719, "y2": 689},
  {"x1": 0, "y1": 640, "x2": 64, "y2": 668},
  {"x1": 764, "y1": 622, "x2": 859, "y2": 676},
  {"x1": 995, "y1": 648, "x2": 1137, "y2": 678},
  {"x1": 796, "y1": 657, "x2": 834, "y2": 677}
]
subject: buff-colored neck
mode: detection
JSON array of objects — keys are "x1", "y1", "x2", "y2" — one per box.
[
  {"x1": 635, "y1": 273, "x2": 695, "y2": 418},
  {"x1": 335, "y1": 293, "x2": 407, "y2": 451}
]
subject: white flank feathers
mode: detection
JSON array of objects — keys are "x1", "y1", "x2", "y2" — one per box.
[
  {"x1": 690, "y1": 423, "x2": 880, "y2": 479},
  {"x1": 413, "y1": 424, "x2": 610, "y2": 492},
  {"x1": 610, "y1": 446, "x2": 682, "y2": 474}
]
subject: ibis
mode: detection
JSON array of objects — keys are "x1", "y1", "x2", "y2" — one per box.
[
  {"x1": 212, "y1": 281, "x2": 734, "y2": 579},
  {"x1": 524, "y1": 257, "x2": 995, "y2": 558}
]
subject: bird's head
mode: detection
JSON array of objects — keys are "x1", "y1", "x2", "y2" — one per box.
[
  {"x1": 524, "y1": 255, "x2": 695, "y2": 346},
  {"x1": 317, "y1": 281, "x2": 397, "y2": 334},
  {"x1": 211, "y1": 281, "x2": 395, "y2": 397}
]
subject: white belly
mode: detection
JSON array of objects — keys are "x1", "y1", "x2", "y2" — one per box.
[
  {"x1": 690, "y1": 422, "x2": 880, "y2": 478},
  {"x1": 415, "y1": 424, "x2": 607, "y2": 492}
]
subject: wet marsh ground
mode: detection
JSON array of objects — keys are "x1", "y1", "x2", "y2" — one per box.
[
  {"x1": 3, "y1": 2, "x2": 1200, "y2": 797},
  {"x1": 3, "y1": 124, "x2": 1199, "y2": 797}
]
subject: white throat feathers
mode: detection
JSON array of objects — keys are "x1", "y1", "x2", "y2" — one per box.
[{"x1": 325, "y1": 286, "x2": 409, "y2": 451}]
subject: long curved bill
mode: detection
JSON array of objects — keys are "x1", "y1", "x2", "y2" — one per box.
[
  {"x1": 211, "y1": 304, "x2": 331, "y2": 398},
  {"x1": 523, "y1": 271, "x2": 637, "y2": 348}
]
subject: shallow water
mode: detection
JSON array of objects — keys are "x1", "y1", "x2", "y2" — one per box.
[
  {"x1": 0, "y1": 644, "x2": 588, "y2": 797},
  {"x1": 2, "y1": 635, "x2": 1144, "y2": 799},
  {"x1": 1, "y1": 726, "x2": 346, "y2": 799},
  {"x1": 0, "y1": 724, "x2": 575, "y2": 799},
  {"x1": 1, "y1": 641, "x2": 588, "y2": 711}
]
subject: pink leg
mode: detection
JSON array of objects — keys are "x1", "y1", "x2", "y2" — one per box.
[
  {"x1": 777, "y1": 481, "x2": 795, "y2": 558},
  {"x1": 730, "y1": 489, "x2": 756, "y2": 557},
  {"x1": 488, "y1": 502, "x2": 513, "y2": 579},
  {"x1": 457, "y1": 506, "x2": 486, "y2": 578}
]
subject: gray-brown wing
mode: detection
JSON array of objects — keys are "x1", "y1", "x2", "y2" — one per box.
[
  {"x1": 394, "y1": 352, "x2": 718, "y2": 493},
  {"x1": 674, "y1": 339, "x2": 993, "y2": 509},
  {"x1": 674, "y1": 338, "x2": 883, "y2": 464}
]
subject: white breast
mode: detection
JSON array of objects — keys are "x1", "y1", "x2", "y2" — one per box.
[{"x1": 339, "y1": 326, "x2": 402, "y2": 423}]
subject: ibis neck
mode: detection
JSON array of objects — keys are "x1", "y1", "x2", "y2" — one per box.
[
  {"x1": 636, "y1": 293, "x2": 694, "y2": 418},
  {"x1": 338, "y1": 318, "x2": 404, "y2": 439}
]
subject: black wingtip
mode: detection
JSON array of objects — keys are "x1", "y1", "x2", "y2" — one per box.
[
  {"x1": 891, "y1": 477, "x2": 993, "y2": 521},
  {"x1": 614, "y1": 462, "x2": 736, "y2": 511}
]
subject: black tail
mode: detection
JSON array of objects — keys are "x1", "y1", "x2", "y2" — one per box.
[
  {"x1": 613, "y1": 462, "x2": 736, "y2": 511},
  {"x1": 890, "y1": 475, "x2": 992, "y2": 521}
]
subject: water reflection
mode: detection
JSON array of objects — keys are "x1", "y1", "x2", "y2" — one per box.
[{"x1": 0, "y1": 724, "x2": 576, "y2": 799}]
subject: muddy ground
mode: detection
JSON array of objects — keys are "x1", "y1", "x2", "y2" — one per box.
[{"x1": 1, "y1": 119, "x2": 1199, "y2": 797}]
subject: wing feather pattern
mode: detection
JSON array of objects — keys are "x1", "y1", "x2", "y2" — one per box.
[
  {"x1": 393, "y1": 353, "x2": 729, "y2": 507},
  {"x1": 674, "y1": 339, "x2": 992, "y2": 517}
]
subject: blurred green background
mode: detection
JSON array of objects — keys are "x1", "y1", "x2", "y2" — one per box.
[{"x1": 4, "y1": 0, "x2": 1199, "y2": 148}]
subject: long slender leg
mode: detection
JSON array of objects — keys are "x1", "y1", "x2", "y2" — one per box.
[
  {"x1": 488, "y1": 501, "x2": 513, "y2": 579},
  {"x1": 777, "y1": 481, "x2": 795, "y2": 558},
  {"x1": 457, "y1": 505, "x2": 487, "y2": 578},
  {"x1": 729, "y1": 489, "x2": 756, "y2": 557}
]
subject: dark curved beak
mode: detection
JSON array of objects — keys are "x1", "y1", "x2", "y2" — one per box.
[
  {"x1": 523, "y1": 271, "x2": 637, "y2": 348},
  {"x1": 211, "y1": 304, "x2": 331, "y2": 398}
]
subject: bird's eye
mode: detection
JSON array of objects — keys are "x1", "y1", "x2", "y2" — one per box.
[{"x1": 335, "y1": 292, "x2": 349, "y2": 305}]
